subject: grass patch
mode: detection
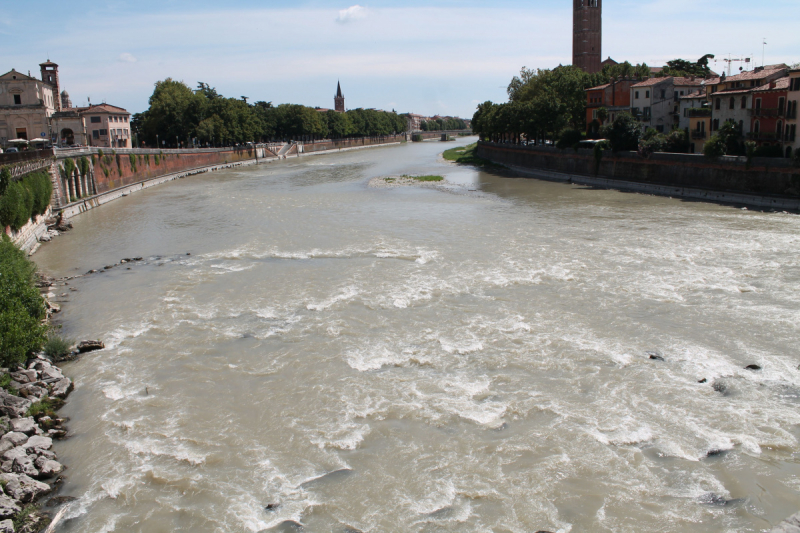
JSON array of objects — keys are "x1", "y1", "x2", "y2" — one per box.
[
  {"x1": 26, "y1": 397, "x2": 65, "y2": 419},
  {"x1": 409, "y1": 175, "x2": 443, "y2": 182},
  {"x1": 44, "y1": 334, "x2": 73, "y2": 360},
  {"x1": 13, "y1": 504, "x2": 38, "y2": 531},
  {"x1": 442, "y1": 143, "x2": 502, "y2": 169},
  {"x1": 0, "y1": 373, "x2": 18, "y2": 396}
]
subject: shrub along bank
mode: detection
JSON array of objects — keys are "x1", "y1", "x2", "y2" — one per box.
[
  {"x1": 0, "y1": 169, "x2": 53, "y2": 232},
  {"x1": 0, "y1": 236, "x2": 48, "y2": 368}
]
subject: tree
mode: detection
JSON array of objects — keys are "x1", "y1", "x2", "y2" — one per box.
[
  {"x1": 600, "y1": 113, "x2": 641, "y2": 152},
  {"x1": 660, "y1": 55, "x2": 715, "y2": 77}
]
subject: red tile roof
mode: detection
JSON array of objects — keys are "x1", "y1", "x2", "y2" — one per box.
[
  {"x1": 705, "y1": 67, "x2": 786, "y2": 85},
  {"x1": 80, "y1": 103, "x2": 129, "y2": 114},
  {"x1": 585, "y1": 84, "x2": 611, "y2": 91},
  {"x1": 631, "y1": 77, "x2": 672, "y2": 88},
  {"x1": 752, "y1": 77, "x2": 790, "y2": 92},
  {"x1": 672, "y1": 77, "x2": 705, "y2": 86}
]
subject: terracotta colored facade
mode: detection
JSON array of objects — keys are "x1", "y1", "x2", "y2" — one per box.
[
  {"x1": 585, "y1": 79, "x2": 636, "y2": 131},
  {"x1": 749, "y1": 78, "x2": 790, "y2": 150},
  {"x1": 573, "y1": 0, "x2": 602, "y2": 74}
]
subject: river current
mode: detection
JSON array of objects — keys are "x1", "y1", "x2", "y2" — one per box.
[{"x1": 34, "y1": 137, "x2": 800, "y2": 532}]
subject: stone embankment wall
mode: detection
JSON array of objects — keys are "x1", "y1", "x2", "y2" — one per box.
[
  {"x1": 477, "y1": 142, "x2": 800, "y2": 209},
  {"x1": 300, "y1": 135, "x2": 405, "y2": 154}
]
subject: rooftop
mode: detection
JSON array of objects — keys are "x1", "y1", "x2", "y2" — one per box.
[
  {"x1": 705, "y1": 66, "x2": 787, "y2": 85},
  {"x1": 752, "y1": 77, "x2": 791, "y2": 92}
]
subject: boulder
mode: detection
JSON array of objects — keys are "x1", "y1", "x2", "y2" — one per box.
[
  {"x1": 77, "y1": 340, "x2": 104, "y2": 353},
  {"x1": 32, "y1": 361, "x2": 51, "y2": 372},
  {"x1": 17, "y1": 384, "x2": 47, "y2": 400},
  {"x1": 0, "y1": 443, "x2": 12, "y2": 457},
  {"x1": 34, "y1": 458, "x2": 62, "y2": 478},
  {"x1": 50, "y1": 379, "x2": 73, "y2": 399},
  {"x1": 24, "y1": 436, "x2": 52, "y2": 452},
  {"x1": 0, "y1": 519, "x2": 13, "y2": 533},
  {"x1": 1, "y1": 433, "x2": 28, "y2": 449},
  {"x1": 8, "y1": 373, "x2": 30, "y2": 385},
  {"x1": 9, "y1": 418, "x2": 35, "y2": 436},
  {"x1": 745, "y1": 364, "x2": 762, "y2": 371},
  {"x1": 770, "y1": 512, "x2": 800, "y2": 533},
  {"x1": 0, "y1": 473, "x2": 51, "y2": 502},
  {"x1": 2, "y1": 447, "x2": 28, "y2": 464},
  {"x1": 39, "y1": 367, "x2": 63, "y2": 381},
  {"x1": 12, "y1": 455, "x2": 38, "y2": 477},
  {"x1": 0, "y1": 392, "x2": 32, "y2": 419},
  {"x1": 0, "y1": 495, "x2": 20, "y2": 519}
]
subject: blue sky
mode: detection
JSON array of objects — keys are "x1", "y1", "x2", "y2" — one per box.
[{"x1": 0, "y1": 0, "x2": 797, "y2": 118}]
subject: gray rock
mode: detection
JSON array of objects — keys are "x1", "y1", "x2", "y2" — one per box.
[
  {"x1": 2, "y1": 447, "x2": 28, "y2": 463},
  {"x1": 8, "y1": 373, "x2": 30, "y2": 385},
  {"x1": 34, "y1": 458, "x2": 62, "y2": 478},
  {"x1": 0, "y1": 442, "x2": 11, "y2": 457},
  {"x1": 12, "y1": 455, "x2": 38, "y2": 477},
  {"x1": 0, "y1": 518, "x2": 13, "y2": 533},
  {"x1": 0, "y1": 392, "x2": 32, "y2": 419},
  {"x1": 24, "y1": 436, "x2": 52, "y2": 452},
  {"x1": 1, "y1": 433, "x2": 28, "y2": 448},
  {"x1": 770, "y1": 512, "x2": 800, "y2": 533},
  {"x1": 39, "y1": 367, "x2": 63, "y2": 381},
  {"x1": 0, "y1": 473, "x2": 51, "y2": 502},
  {"x1": 17, "y1": 384, "x2": 47, "y2": 400},
  {"x1": 33, "y1": 449, "x2": 55, "y2": 460},
  {"x1": 0, "y1": 495, "x2": 20, "y2": 519},
  {"x1": 32, "y1": 361, "x2": 51, "y2": 372},
  {"x1": 9, "y1": 418, "x2": 36, "y2": 436},
  {"x1": 51, "y1": 378, "x2": 73, "y2": 399}
]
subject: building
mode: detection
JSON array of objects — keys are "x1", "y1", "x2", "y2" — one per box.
[
  {"x1": 572, "y1": 0, "x2": 602, "y2": 74},
  {"x1": 630, "y1": 76, "x2": 704, "y2": 133},
  {"x1": 680, "y1": 92, "x2": 711, "y2": 153},
  {"x1": 785, "y1": 69, "x2": 799, "y2": 157},
  {"x1": 0, "y1": 65, "x2": 58, "y2": 145},
  {"x1": 334, "y1": 82, "x2": 345, "y2": 113},
  {"x1": 405, "y1": 113, "x2": 427, "y2": 132},
  {"x1": 706, "y1": 66, "x2": 788, "y2": 138},
  {"x1": 585, "y1": 78, "x2": 638, "y2": 132},
  {"x1": 81, "y1": 104, "x2": 132, "y2": 148},
  {"x1": 749, "y1": 78, "x2": 790, "y2": 152}
]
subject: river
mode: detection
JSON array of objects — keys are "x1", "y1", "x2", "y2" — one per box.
[{"x1": 33, "y1": 137, "x2": 800, "y2": 532}]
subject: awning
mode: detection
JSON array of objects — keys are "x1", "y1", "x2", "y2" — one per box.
[
  {"x1": 28, "y1": 138, "x2": 48, "y2": 142},
  {"x1": 7, "y1": 139, "x2": 29, "y2": 143}
]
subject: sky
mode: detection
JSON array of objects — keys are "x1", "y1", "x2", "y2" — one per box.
[{"x1": 0, "y1": 0, "x2": 798, "y2": 119}]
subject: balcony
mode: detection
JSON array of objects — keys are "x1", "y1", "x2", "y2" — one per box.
[
  {"x1": 749, "y1": 108, "x2": 782, "y2": 117},
  {"x1": 685, "y1": 108, "x2": 712, "y2": 118},
  {"x1": 747, "y1": 132, "x2": 780, "y2": 141},
  {"x1": 691, "y1": 130, "x2": 707, "y2": 139}
]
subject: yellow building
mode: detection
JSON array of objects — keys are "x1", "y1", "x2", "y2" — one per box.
[{"x1": 0, "y1": 63, "x2": 58, "y2": 145}]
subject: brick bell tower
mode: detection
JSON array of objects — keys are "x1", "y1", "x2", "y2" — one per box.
[
  {"x1": 334, "y1": 81, "x2": 345, "y2": 113},
  {"x1": 39, "y1": 59, "x2": 62, "y2": 111},
  {"x1": 573, "y1": 0, "x2": 602, "y2": 74}
]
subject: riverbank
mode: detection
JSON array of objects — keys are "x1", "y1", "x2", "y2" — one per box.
[{"x1": 477, "y1": 141, "x2": 800, "y2": 210}]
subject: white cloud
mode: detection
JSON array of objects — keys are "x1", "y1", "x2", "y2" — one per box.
[
  {"x1": 336, "y1": 5, "x2": 367, "y2": 23},
  {"x1": 118, "y1": 52, "x2": 137, "y2": 63}
]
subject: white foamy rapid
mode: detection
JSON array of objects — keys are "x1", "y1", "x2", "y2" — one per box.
[{"x1": 33, "y1": 138, "x2": 800, "y2": 532}]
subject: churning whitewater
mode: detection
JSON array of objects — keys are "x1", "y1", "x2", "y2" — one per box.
[{"x1": 34, "y1": 138, "x2": 800, "y2": 533}]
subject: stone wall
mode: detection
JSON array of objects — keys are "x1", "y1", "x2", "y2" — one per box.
[
  {"x1": 477, "y1": 142, "x2": 800, "y2": 201},
  {"x1": 300, "y1": 135, "x2": 405, "y2": 154}
]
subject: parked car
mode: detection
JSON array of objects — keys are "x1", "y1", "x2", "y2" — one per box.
[{"x1": 6, "y1": 147, "x2": 18, "y2": 153}]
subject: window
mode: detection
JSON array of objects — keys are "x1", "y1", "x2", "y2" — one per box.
[
  {"x1": 754, "y1": 120, "x2": 760, "y2": 133},
  {"x1": 741, "y1": 96, "x2": 747, "y2": 109},
  {"x1": 715, "y1": 98, "x2": 721, "y2": 110},
  {"x1": 646, "y1": 90, "x2": 650, "y2": 99},
  {"x1": 92, "y1": 130, "x2": 100, "y2": 139},
  {"x1": 713, "y1": 119, "x2": 719, "y2": 131},
  {"x1": 91, "y1": 116, "x2": 101, "y2": 123},
  {"x1": 755, "y1": 98, "x2": 762, "y2": 110},
  {"x1": 635, "y1": 91, "x2": 639, "y2": 99},
  {"x1": 729, "y1": 97, "x2": 735, "y2": 110},
  {"x1": 777, "y1": 121, "x2": 783, "y2": 136},
  {"x1": 13, "y1": 95, "x2": 21, "y2": 105},
  {"x1": 778, "y1": 97, "x2": 785, "y2": 113},
  {"x1": 99, "y1": 129, "x2": 107, "y2": 136},
  {"x1": 656, "y1": 125, "x2": 664, "y2": 133},
  {"x1": 661, "y1": 90, "x2": 666, "y2": 99}
]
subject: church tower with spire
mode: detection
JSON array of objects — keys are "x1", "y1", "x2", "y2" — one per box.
[
  {"x1": 334, "y1": 81, "x2": 345, "y2": 112},
  {"x1": 573, "y1": 0, "x2": 602, "y2": 74}
]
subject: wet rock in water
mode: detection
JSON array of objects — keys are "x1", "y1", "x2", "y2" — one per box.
[
  {"x1": 0, "y1": 495, "x2": 20, "y2": 518},
  {"x1": 0, "y1": 473, "x2": 51, "y2": 502},
  {"x1": 705, "y1": 448, "x2": 730, "y2": 459},
  {"x1": 10, "y1": 418, "x2": 36, "y2": 436},
  {"x1": 132, "y1": 257, "x2": 143, "y2": 261},
  {"x1": 645, "y1": 351, "x2": 664, "y2": 361},
  {"x1": 712, "y1": 379, "x2": 730, "y2": 395},
  {"x1": 45, "y1": 495, "x2": 77, "y2": 507},
  {"x1": 770, "y1": 511, "x2": 800, "y2": 533},
  {"x1": 77, "y1": 340, "x2": 104, "y2": 353},
  {"x1": 1, "y1": 434, "x2": 29, "y2": 450},
  {"x1": 698, "y1": 378, "x2": 707, "y2": 384},
  {"x1": 34, "y1": 458, "x2": 63, "y2": 478},
  {"x1": 699, "y1": 492, "x2": 728, "y2": 506},
  {"x1": 0, "y1": 519, "x2": 13, "y2": 533},
  {"x1": 104, "y1": 265, "x2": 114, "y2": 270},
  {"x1": 265, "y1": 503, "x2": 280, "y2": 511},
  {"x1": 745, "y1": 364, "x2": 762, "y2": 371},
  {"x1": 12, "y1": 455, "x2": 39, "y2": 477}
]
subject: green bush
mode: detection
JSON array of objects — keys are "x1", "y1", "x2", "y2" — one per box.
[
  {"x1": 600, "y1": 113, "x2": 641, "y2": 153},
  {"x1": 0, "y1": 236, "x2": 47, "y2": 367},
  {"x1": 0, "y1": 167, "x2": 9, "y2": 196},
  {"x1": 129, "y1": 153, "x2": 137, "y2": 173},
  {"x1": 753, "y1": 144, "x2": 784, "y2": 158},
  {"x1": 0, "y1": 171, "x2": 52, "y2": 230},
  {"x1": 79, "y1": 156, "x2": 90, "y2": 177},
  {"x1": 97, "y1": 149, "x2": 104, "y2": 159},
  {"x1": 703, "y1": 134, "x2": 726, "y2": 158},
  {"x1": 556, "y1": 128, "x2": 583, "y2": 150},
  {"x1": 44, "y1": 334, "x2": 73, "y2": 359}
]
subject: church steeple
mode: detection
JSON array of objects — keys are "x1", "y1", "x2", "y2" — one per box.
[{"x1": 334, "y1": 81, "x2": 345, "y2": 112}]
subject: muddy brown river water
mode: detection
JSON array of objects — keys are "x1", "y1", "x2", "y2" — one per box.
[{"x1": 33, "y1": 137, "x2": 800, "y2": 532}]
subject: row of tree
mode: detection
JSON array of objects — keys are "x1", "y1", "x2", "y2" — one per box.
[
  {"x1": 420, "y1": 117, "x2": 468, "y2": 131},
  {"x1": 133, "y1": 80, "x2": 408, "y2": 147}
]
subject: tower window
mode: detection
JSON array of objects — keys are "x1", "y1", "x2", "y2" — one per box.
[{"x1": 13, "y1": 95, "x2": 21, "y2": 105}]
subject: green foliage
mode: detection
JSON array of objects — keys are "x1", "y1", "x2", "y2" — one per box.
[
  {"x1": 594, "y1": 140, "x2": 611, "y2": 173},
  {"x1": 26, "y1": 396, "x2": 64, "y2": 419},
  {"x1": 144, "y1": 154, "x2": 150, "y2": 166},
  {"x1": 556, "y1": 128, "x2": 583, "y2": 150},
  {"x1": 599, "y1": 113, "x2": 641, "y2": 152},
  {"x1": 408, "y1": 175, "x2": 444, "y2": 182},
  {"x1": 0, "y1": 167, "x2": 10, "y2": 196},
  {"x1": 154, "y1": 154, "x2": 160, "y2": 166},
  {"x1": 703, "y1": 134, "x2": 726, "y2": 158},
  {"x1": 640, "y1": 128, "x2": 690, "y2": 156},
  {"x1": 0, "y1": 236, "x2": 47, "y2": 366},
  {"x1": 745, "y1": 140, "x2": 757, "y2": 168},
  {"x1": 79, "y1": 156, "x2": 90, "y2": 177},
  {"x1": 97, "y1": 149, "x2": 104, "y2": 159},
  {"x1": 103, "y1": 167, "x2": 109, "y2": 178},
  {"x1": 442, "y1": 143, "x2": 500, "y2": 169},
  {"x1": 420, "y1": 118, "x2": 467, "y2": 131},
  {"x1": 12, "y1": 503, "x2": 38, "y2": 531},
  {"x1": 659, "y1": 55, "x2": 715, "y2": 78},
  {"x1": 0, "y1": 171, "x2": 52, "y2": 230},
  {"x1": 129, "y1": 153, "x2": 137, "y2": 173},
  {"x1": 44, "y1": 334, "x2": 73, "y2": 359},
  {"x1": 753, "y1": 144, "x2": 784, "y2": 158},
  {"x1": 0, "y1": 373, "x2": 18, "y2": 396}
]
